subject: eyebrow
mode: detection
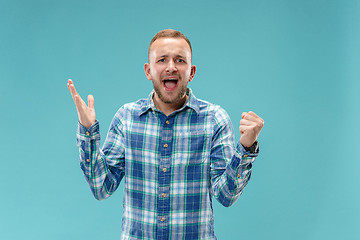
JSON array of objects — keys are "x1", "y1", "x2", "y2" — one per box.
[{"x1": 158, "y1": 54, "x2": 185, "y2": 58}]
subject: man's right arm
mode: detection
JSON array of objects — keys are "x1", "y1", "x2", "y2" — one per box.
[
  {"x1": 76, "y1": 116, "x2": 126, "y2": 200},
  {"x1": 68, "y1": 79, "x2": 125, "y2": 200}
]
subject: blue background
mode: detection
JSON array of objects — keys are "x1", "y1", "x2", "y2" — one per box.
[{"x1": 1, "y1": 0, "x2": 359, "y2": 239}]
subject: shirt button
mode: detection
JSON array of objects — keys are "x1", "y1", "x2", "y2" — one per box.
[
  {"x1": 160, "y1": 217, "x2": 165, "y2": 222},
  {"x1": 243, "y1": 154, "x2": 248, "y2": 158},
  {"x1": 165, "y1": 120, "x2": 170, "y2": 125},
  {"x1": 162, "y1": 193, "x2": 166, "y2": 197},
  {"x1": 86, "y1": 159, "x2": 90, "y2": 163},
  {"x1": 162, "y1": 168, "x2": 167, "y2": 172},
  {"x1": 237, "y1": 173, "x2": 241, "y2": 178},
  {"x1": 163, "y1": 143, "x2": 168, "y2": 148},
  {"x1": 86, "y1": 131, "x2": 90, "y2": 136}
]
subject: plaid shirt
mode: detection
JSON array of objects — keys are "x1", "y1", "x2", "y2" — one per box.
[{"x1": 76, "y1": 89, "x2": 258, "y2": 240}]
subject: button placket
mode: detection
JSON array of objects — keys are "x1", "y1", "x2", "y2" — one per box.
[{"x1": 157, "y1": 117, "x2": 173, "y2": 231}]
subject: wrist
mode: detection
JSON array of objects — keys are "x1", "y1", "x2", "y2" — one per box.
[{"x1": 242, "y1": 141, "x2": 259, "y2": 153}]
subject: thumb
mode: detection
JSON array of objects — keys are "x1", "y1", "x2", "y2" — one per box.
[
  {"x1": 241, "y1": 112, "x2": 247, "y2": 119},
  {"x1": 88, "y1": 94, "x2": 95, "y2": 109}
]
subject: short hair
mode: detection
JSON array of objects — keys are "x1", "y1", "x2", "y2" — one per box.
[{"x1": 148, "y1": 29, "x2": 192, "y2": 60}]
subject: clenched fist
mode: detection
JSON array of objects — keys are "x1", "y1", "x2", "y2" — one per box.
[{"x1": 239, "y1": 111, "x2": 264, "y2": 147}]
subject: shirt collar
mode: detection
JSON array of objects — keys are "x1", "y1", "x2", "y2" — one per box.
[{"x1": 139, "y1": 88, "x2": 200, "y2": 116}]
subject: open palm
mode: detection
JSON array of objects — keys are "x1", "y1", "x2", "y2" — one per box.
[{"x1": 67, "y1": 79, "x2": 96, "y2": 129}]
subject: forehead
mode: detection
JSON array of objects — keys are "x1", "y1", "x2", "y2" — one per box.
[{"x1": 149, "y1": 38, "x2": 191, "y2": 59}]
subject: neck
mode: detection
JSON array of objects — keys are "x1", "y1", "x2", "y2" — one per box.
[{"x1": 153, "y1": 94, "x2": 188, "y2": 116}]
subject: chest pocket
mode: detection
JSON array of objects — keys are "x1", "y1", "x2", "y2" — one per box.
[{"x1": 173, "y1": 128, "x2": 211, "y2": 165}]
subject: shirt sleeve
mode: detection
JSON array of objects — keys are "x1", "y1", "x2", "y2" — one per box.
[
  {"x1": 210, "y1": 107, "x2": 258, "y2": 207},
  {"x1": 76, "y1": 108, "x2": 126, "y2": 200}
]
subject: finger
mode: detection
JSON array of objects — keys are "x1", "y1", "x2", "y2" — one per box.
[
  {"x1": 68, "y1": 84, "x2": 87, "y2": 110},
  {"x1": 67, "y1": 79, "x2": 80, "y2": 99},
  {"x1": 72, "y1": 94, "x2": 85, "y2": 112},
  {"x1": 243, "y1": 113, "x2": 256, "y2": 120},
  {"x1": 67, "y1": 79, "x2": 74, "y2": 91},
  {"x1": 240, "y1": 125, "x2": 253, "y2": 131},
  {"x1": 73, "y1": 94, "x2": 81, "y2": 105},
  {"x1": 243, "y1": 114, "x2": 261, "y2": 124},
  {"x1": 247, "y1": 111, "x2": 264, "y2": 123},
  {"x1": 68, "y1": 82, "x2": 77, "y2": 98},
  {"x1": 68, "y1": 81, "x2": 78, "y2": 97},
  {"x1": 241, "y1": 119, "x2": 263, "y2": 132},
  {"x1": 240, "y1": 119, "x2": 255, "y2": 126},
  {"x1": 244, "y1": 112, "x2": 264, "y2": 126},
  {"x1": 241, "y1": 112, "x2": 247, "y2": 119},
  {"x1": 88, "y1": 94, "x2": 95, "y2": 109}
]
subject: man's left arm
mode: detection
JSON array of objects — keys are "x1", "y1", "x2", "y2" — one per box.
[{"x1": 210, "y1": 108, "x2": 264, "y2": 207}]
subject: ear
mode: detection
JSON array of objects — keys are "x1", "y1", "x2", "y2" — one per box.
[
  {"x1": 188, "y1": 65, "x2": 196, "y2": 82},
  {"x1": 144, "y1": 63, "x2": 152, "y2": 80}
]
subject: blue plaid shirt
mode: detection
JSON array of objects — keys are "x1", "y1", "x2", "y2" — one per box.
[{"x1": 76, "y1": 89, "x2": 258, "y2": 239}]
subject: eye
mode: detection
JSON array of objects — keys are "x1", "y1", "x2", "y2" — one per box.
[
  {"x1": 177, "y1": 59, "x2": 185, "y2": 63},
  {"x1": 158, "y1": 58, "x2": 166, "y2": 63}
]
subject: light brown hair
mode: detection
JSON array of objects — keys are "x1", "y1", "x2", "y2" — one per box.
[{"x1": 148, "y1": 29, "x2": 192, "y2": 60}]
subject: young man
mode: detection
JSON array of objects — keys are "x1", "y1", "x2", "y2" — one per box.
[{"x1": 68, "y1": 29, "x2": 264, "y2": 239}]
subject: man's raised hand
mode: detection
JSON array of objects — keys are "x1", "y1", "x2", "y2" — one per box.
[
  {"x1": 67, "y1": 79, "x2": 96, "y2": 129},
  {"x1": 239, "y1": 111, "x2": 264, "y2": 147}
]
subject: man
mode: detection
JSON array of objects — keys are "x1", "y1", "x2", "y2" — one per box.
[{"x1": 67, "y1": 29, "x2": 264, "y2": 239}]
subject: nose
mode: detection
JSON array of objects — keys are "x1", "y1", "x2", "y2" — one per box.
[{"x1": 166, "y1": 59, "x2": 177, "y2": 73}]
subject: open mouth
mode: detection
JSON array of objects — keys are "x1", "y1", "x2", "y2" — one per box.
[{"x1": 163, "y1": 78, "x2": 178, "y2": 91}]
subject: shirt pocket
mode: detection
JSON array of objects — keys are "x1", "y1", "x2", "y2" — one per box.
[{"x1": 173, "y1": 128, "x2": 210, "y2": 165}]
